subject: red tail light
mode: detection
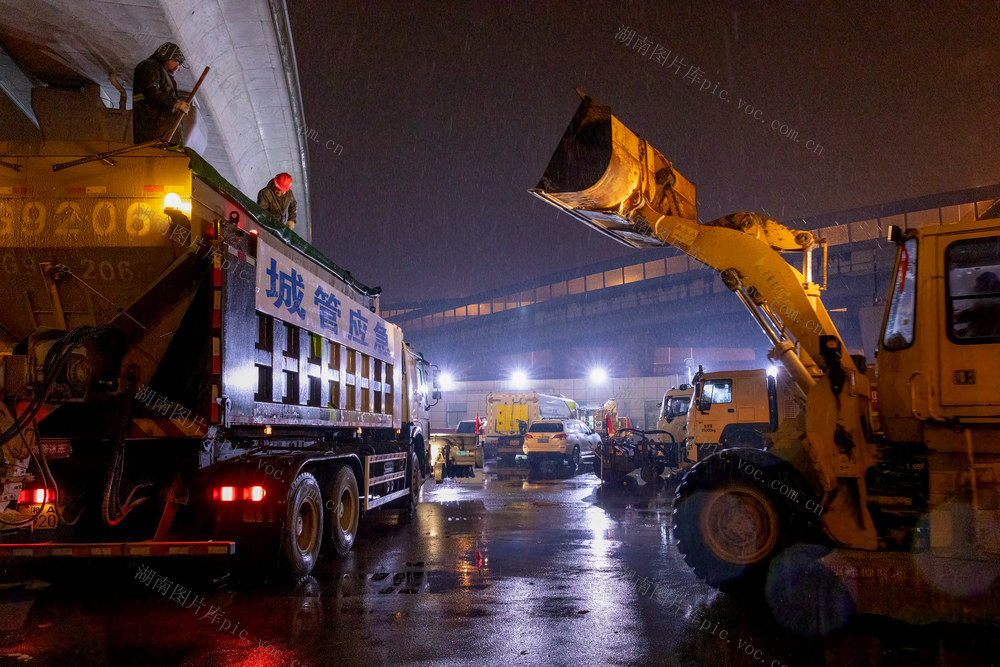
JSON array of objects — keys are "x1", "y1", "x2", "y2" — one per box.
[
  {"x1": 524, "y1": 434, "x2": 534, "y2": 439},
  {"x1": 212, "y1": 485, "x2": 266, "y2": 502},
  {"x1": 18, "y1": 489, "x2": 55, "y2": 504},
  {"x1": 553, "y1": 434, "x2": 567, "y2": 439}
]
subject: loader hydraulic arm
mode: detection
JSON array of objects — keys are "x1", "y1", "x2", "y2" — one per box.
[
  {"x1": 531, "y1": 95, "x2": 877, "y2": 549},
  {"x1": 530, "y1": 94, "x2": 856, "y2": 392}
]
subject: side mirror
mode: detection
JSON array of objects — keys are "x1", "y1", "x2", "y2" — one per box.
[{"x1": 432, "y1": 389, "x2": 442, "y2": 400}]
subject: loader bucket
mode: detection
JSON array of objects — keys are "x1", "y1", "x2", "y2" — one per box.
[{"x1": 530, "y1": 94, "x2": 697, "y2": 248}]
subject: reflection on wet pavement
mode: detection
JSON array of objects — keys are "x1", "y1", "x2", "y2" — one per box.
[{"x1": 0, "y1": 462, "x2": 998, "y2": 665}]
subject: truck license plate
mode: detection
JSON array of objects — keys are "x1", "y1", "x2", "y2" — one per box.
[
  {"x1": 28, "y1": 504, "x2": 58, "y2": 529},
  {"x1": 538, "y1": 437, "x2": 549, "y2": 443}
]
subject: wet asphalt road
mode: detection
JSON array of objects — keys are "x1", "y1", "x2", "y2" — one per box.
[{"x1": 0, "y1": 460, "x2": 997, "y2": 666}]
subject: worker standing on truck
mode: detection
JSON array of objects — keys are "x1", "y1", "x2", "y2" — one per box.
[
  {"x1": 132, "y1": 42, "x2": 190, "y2": 143},
  {"x1": 257, "y1": 172, "x2": 297, "y2": 230}
]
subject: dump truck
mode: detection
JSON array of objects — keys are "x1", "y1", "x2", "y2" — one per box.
[
  {"x1": 483, "y1": 391, "x2": 575, "y2": 464},
  {"x1": 656, "y1": 384, "x2": 693, "y2": 449},
  {"x1": 686, "y1": 366, "x2": 801, "y2": 457},
  {"x1": 429, "y1": 419, "x2": 482, "y2": 481},
  {"x1": 533, "y1": 93, "x2": 1000, "y2": 624},
  {"x1": 0, "y1": 136, "x2": 438, "y2": 580}
]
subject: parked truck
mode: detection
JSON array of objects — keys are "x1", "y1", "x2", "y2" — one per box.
[
  {"x1": 429, "y1": 419, "x2": 482, "y2": 481},
  {"x1": 0, "y1": 135, "x2": 438, "y2": 579},
  {"x1": 686, "y1": 366, "x2": 801, "y2": 457},
  {"x1": 656, "y1": 384, "x2": 693, "y2": 449},
  {"x1": 483, "y1": 391, "x2": 575, "y2": 464},
  {"x1": 534, "y1": 93, "x2": 1000, "y2": 623}
]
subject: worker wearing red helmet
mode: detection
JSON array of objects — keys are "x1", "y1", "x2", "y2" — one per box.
[{"x1": 256, "y1": 172, "x2": 297, "y2": 231}]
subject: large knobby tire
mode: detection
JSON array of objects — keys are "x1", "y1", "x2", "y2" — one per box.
[
  {"x1": 672, "y1": 451, "x2": 809, "y2": 594},
  {"x1": 324, "y1": 465, "x2": 360, "y2": 558},
  {"x1": 280, "y1": 472, "x2": 324, "y2": 580}
]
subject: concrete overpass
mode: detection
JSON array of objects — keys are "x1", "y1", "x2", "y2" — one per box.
[
  {"x1": 0, "y1": 0, "x2": 312, "y2": 239},
  {"x1": 386, "y1": 185, "x2": 1000, "y2": 382}
]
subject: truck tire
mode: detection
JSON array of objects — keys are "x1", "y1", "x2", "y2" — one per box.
[
  {"x1": 672, "y1": 450, "x2": 813, "y2": 595},
  {"x1": 324, "y1": 464, "x2": 360, "y2": 558},
  {"x1": 280, "y1": 472, "x2": 324, "y2": 580},
  {"x1": 401, "y1": 451, "x2": 421, "y2": 521}
]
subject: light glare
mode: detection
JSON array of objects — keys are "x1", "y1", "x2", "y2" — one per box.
[{"x1": 510, "y1": 369, "x2": 528, "y2": 390}]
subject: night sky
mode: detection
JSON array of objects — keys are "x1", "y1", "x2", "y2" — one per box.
[{"x1": 288, "y1": 2, "x2": 1000, "y2": 307}]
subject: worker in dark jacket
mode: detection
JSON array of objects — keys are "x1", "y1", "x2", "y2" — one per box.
[
  {"x1": 133, "y1": 42, "x2": 190, "y2": 143},
  {"x1": 257, "y1": 173, "x2": 297, "y2": 230}
]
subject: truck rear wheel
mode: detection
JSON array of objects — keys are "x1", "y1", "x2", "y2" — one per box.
[
  {"x1": 673, "y1": 452, "x2": 789, "y2": 593},
  {"x1": 401, "y1": 451, "x2": 421, "y2": 521},
  {"x1": 280, "y1": 472, "x2": 324, "y2": 580},
  {"x1": 324, "y1": 465, "x2": 360, "y2": 558}
]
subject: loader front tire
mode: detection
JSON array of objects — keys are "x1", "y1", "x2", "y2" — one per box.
[{"x1": 672, "y1": 450, "x2": 810, "y2": 595}]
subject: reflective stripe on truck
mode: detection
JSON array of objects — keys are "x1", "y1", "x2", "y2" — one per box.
[{"x1": 0, "y1": 541, "x2": 236, "y2": 558}]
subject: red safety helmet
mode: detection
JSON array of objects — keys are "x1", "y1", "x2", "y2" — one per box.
[{"x1": 273, "y1": 173, "x2": 293, "y2": 192}]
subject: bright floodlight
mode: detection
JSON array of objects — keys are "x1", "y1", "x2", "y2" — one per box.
[
  {"x1": 766, "y1": 364, "x2": 779, "y2": 378},
  {"x1": 589, "y1": 367, "x2": 608, "y2": 384},
  {"x1": 439, "y1": 372, "x2": 455, "y2": 391},
  {"x1": 510, "y1": 369, "x2": 529, "y2": 390}
]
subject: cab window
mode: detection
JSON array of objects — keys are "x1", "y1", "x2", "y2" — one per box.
[
  {"x1": 883, "y1": 238, "x2": 918, "y2": 350},
  {"x1": 663, "y1": 397, "x2": 690, "y2": 419},
  {"x1": 946, "y1": 236, "x2": 1000, "y2": 344},
  {"x1": 704, "y1": 381, "x2": 732, "y2": 404}
]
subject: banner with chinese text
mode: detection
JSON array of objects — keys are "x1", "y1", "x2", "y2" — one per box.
[{"x1": 255, "y1": 242, "x2": 396, "y2": 364}]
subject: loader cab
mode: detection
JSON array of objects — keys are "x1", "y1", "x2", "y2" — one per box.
[{"x1": 877, "y1": 221, "x2": 1000, "y2": 442}]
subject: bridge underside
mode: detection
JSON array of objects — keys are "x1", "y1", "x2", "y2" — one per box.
[{"x1": 0, "y1": 0, "x2": 312, "y2": 239}]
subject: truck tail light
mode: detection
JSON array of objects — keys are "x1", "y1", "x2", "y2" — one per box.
[
  {"x1": 18, "y1": 488, "x2": 55, "y2": 504},
  {"x1": 212, "y1": 485, "x2": 267, "y2": 502}
]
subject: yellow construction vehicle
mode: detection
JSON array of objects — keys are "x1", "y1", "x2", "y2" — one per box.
[{"x1": 532, "y1": 93, "x2": 1000, "y2": 624}]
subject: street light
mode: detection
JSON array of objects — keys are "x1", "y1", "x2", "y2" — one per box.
[
  {"x1": 439, "y1": 371, "x2": 455, "y2": 391},
  {"x1": 589, "y1": 367, "x2": 608, "y2": 384}
]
